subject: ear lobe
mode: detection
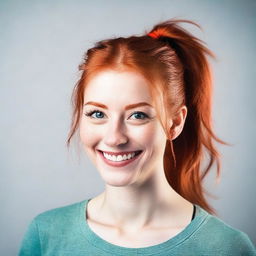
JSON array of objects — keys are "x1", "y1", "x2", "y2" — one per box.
[
  {"x1": 169, "y1": 122, "x2": 183, "y2": 140},
  {"x1": 170, "y1": 123, "x2": 184, "y2": 140}
]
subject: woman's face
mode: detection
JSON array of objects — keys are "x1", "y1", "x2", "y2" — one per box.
[{"x1": 80, "y1": 70, "x2": 168, "y2": 187}]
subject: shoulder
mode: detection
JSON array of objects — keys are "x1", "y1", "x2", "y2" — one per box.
[
  {"x1": 32, "y1": 199, "x2": 88, "y2": 232},
  {"x1": 19, "y1": 199, "x2": 89, "y2": 255},
  {"x1": 35, "y1": 199, "x2": 87, "y2": 219},
  {"x1": 194, "y1": 206, "x2": 256, "y2": 255},
  {"x1": 206, "y1": 213, "x2": 251, "y2": 241}
]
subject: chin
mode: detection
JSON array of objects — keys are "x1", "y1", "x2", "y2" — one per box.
[{"x1": 99, "y1": 171, "x2": 138, "y2": 187}]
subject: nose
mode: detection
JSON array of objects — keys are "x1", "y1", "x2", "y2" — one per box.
[{"x1": 103, "y1": 119, "x2": 128, "y2": 147}]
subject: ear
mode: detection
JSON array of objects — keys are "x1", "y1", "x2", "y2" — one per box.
[{"x1": 169, "y1": 105, "x2": 187, "y2": 140}]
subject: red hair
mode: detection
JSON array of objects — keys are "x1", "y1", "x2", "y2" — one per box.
[{"x1": 67, "y1": 19, "x2": 225, "y2": 214}]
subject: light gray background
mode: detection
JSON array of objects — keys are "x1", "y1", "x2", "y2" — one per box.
[{"x1": 1, "y1": 0, "x2": 255, "y2": 255}]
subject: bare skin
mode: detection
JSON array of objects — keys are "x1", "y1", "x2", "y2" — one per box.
[{"x1": 86, "y1": 189, "x2": 193, "y2": 248}]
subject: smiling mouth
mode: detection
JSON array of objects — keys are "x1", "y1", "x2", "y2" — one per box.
[{"x1": 97, "y1": 150, "x2": 143, "y2": 166}]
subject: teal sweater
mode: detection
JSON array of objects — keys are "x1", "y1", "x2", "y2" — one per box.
[{"x1": 19, "y1": 199, "x2": 255, "y2": 256}]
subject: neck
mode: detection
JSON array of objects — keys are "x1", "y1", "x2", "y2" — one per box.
[{"x1": 92, "y1": 167, "x2": 191, "y2": 233}]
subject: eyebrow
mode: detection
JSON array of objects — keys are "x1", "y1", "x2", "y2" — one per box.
[{"x1": 84, "y1": 101, "x2": 153, "y2": 110}]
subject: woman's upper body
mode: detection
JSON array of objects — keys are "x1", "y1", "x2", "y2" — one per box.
[
  {"x1": 19, "y1": 198, "x2": 255, "y2": 256},
  {"x1": 19, "y1": 19, "x2": 256, "y2": 255}
]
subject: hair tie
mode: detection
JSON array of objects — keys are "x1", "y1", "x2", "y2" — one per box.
[
  {"x1": 147, "y1": 28, "x2": 168, "y2": 39},
  {"x1": 147, "y1": 31, "x2": 160, "y2": 39}
]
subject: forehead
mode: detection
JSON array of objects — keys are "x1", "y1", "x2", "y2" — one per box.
[{"x1": 83, "y1": 70, "x2": 153, "y2": 104}]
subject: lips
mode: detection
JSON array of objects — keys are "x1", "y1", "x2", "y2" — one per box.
[{"x1": 97, "y1": 150, "x2": 143, "y2": 167}]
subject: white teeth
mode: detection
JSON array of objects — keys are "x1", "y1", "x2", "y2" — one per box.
[
  {"x1": 116, "y1": 155, "x2": 122, "y2": 161},
  {"x1": 102, "y1": 152, "x2": 137, "y2": 162}
]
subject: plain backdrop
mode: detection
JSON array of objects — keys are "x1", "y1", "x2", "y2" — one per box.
[{"x1": 1, "y1": 0, "x2": 255, "y2": 255}]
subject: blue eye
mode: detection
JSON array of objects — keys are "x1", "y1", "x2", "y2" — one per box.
[
  {"x1": 85, "y1": 110, "x2": 105, "y2": 119},
  {"x1": 130, "y1": 111, "x2": 149, "y2": 120},
  {"x1": 85, "y1": 110, "x2": 149, "y2": 120}
]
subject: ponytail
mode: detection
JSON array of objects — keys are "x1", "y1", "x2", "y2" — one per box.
[{"x1": 148, "y1": 20, "x2": 225, "y2": 214}]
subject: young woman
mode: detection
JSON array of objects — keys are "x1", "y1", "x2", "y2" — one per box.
[{"x1": 19, "y1": 19, "x2": 255, "y2": 255}]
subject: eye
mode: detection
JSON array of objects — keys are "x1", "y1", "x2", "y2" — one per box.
[
  {"x1": 130, "y1": 111, "x2": 149, "y2": 120},
  {"x1": 84, "y1": 110, "x2": 105, "y2": 119}
]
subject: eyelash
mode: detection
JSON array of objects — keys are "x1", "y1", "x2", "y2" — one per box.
[{"x1": 84, "y1": 109, "x2": 150, "y2": 120}]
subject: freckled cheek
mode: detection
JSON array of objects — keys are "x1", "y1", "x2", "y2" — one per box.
[
  {"x1": 79, "y1": 121, "x2": 102, "y2": 149},
  {"x1": 131, "y1": 124, "x2": 160, "y2": 147},
  {"x1": 138, "y1": 124, "x2": 166, "y2": 157}
]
